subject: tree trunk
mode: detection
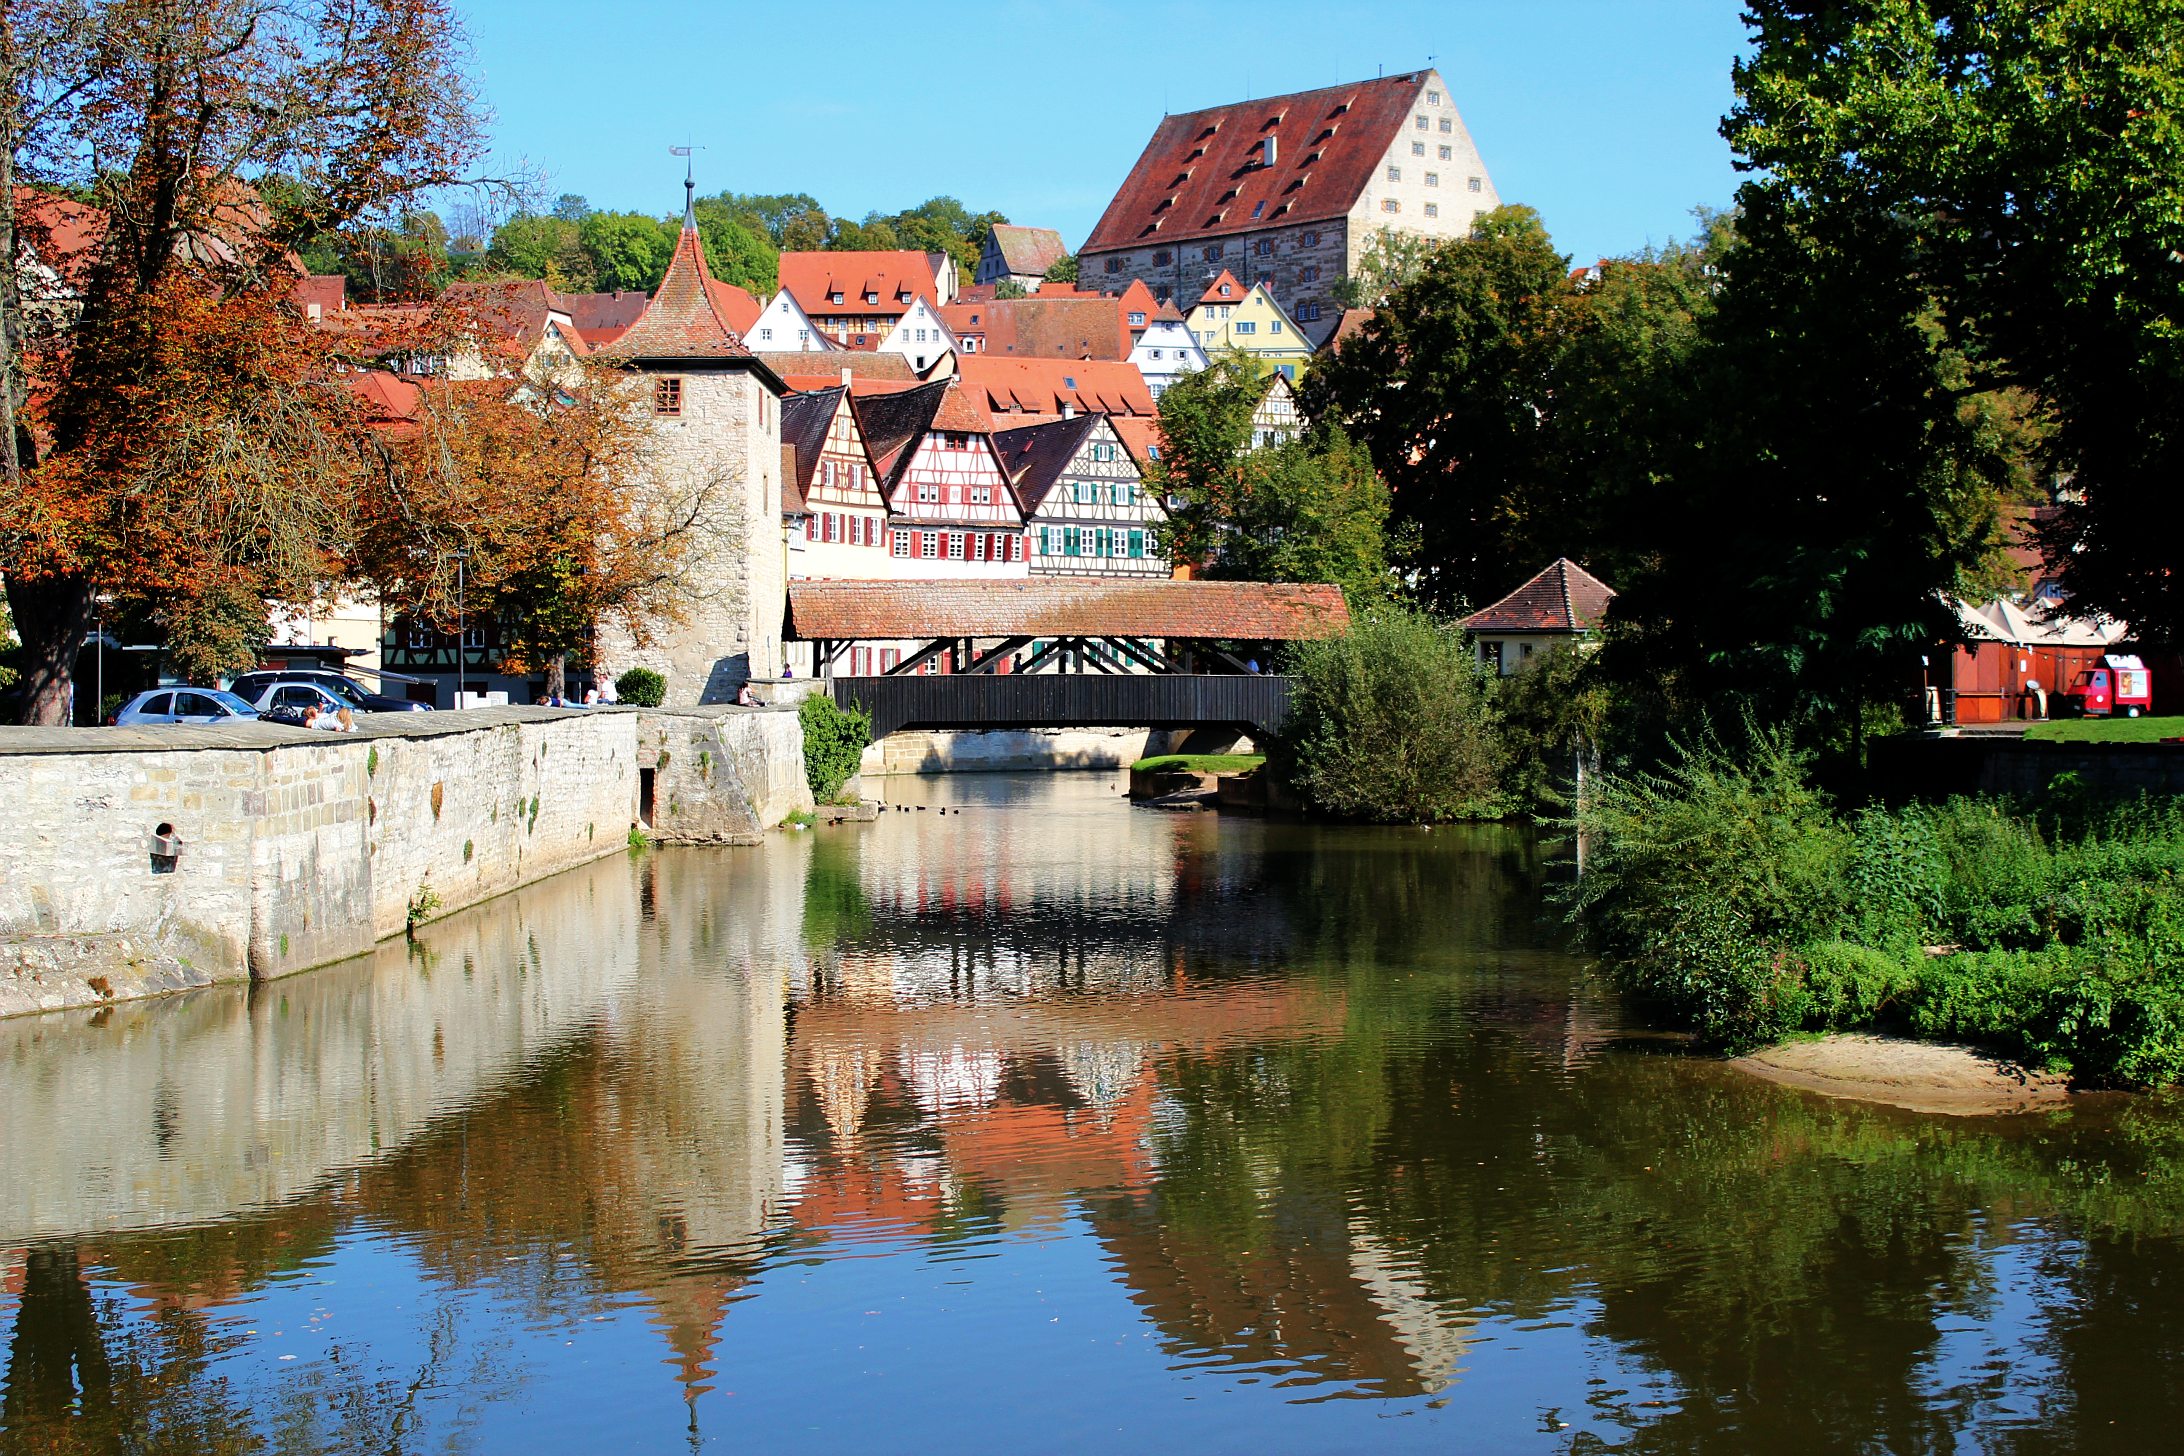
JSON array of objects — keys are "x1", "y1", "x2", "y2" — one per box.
[
  {"x1": 5, "y1": 573, "x2": 96, "y2": 725},
  {"x1": 544, "y1": 653, "x2": 566, "y2": 702}
]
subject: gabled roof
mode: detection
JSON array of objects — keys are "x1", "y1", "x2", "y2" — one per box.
[
  {"x1": 955, "y1": 356, "x2": 1156, "y2": 420},
  {"x1": 1081, "y1": 72, "x2": 1439, "y2": 253},
  {"x1": 292, "y1": 274, "x2": 347, "y2": 316},
  {"x1": 986, "y1": 224, "x2": 1069, "y2": 276},
  {"x1": 441, "y1": 278, "x2": 591, "y2": 363},
  {"x1": 1459, "y1": 558, "x2": 1617, "y2": 634},
  {"x1": 599, "y1": 222, "x2": 753, "y2": 363},
  {"x1": 1111, "y1": 416, "x2": 1166, "y2": 466},
  {"x1": 779, "y1": 251, "x2": 943, "y2": 319},
  {"x1": 1117, "y1": 279, "x2": 1161, "y2": 331},
  {"x1": 786, "y1": 579, "x2": 1351, "y2": 641},
  {"x1": 935, "y1": 295, "x2": 1131, "y2": 360},
  {"x1": 345, "y1": 370, "x2": 424, "y2": 424},
  {"x1": 849, "y1": 378, "x2": 951, "y2": 491},
  {"x1": 1325, "y1": 306, "x2": 1375, "y2": 352},
  {"x1": 991, "y1": 412, "x2": 1104, "y2": 511},
  {"x1": 561, "y1": 289, "x2": 651, "y2": 346},
  {"x1": 1196, "y1": 269, "x2": 1245, "y2": 306},
  {"x1": 779, "y1": 386, "x2": 846, "y2": 508}
]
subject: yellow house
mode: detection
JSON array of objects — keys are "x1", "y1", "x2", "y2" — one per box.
[{"x1": 1184, "y1": 270, "x2": 1314, "y2": 381}]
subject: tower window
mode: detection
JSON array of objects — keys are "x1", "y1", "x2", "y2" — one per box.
[{"x1": 653, "y1": 377, "x2": 683, "y2": 416}]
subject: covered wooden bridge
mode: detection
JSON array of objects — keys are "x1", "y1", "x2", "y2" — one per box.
[{"x1": 784, "y1": 579, "x2": 1350, "y2": 738}]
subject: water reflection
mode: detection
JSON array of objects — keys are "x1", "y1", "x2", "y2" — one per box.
[{"x1": 4, "y1": 772, "x2": 2184, "y2": 1452}]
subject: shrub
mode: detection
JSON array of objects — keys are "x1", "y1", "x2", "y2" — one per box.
[
  {"x1": 1275, "y1": 604, "x2": 1506, "y2": 822},
  {"x1": 800, "y1": 692, "x2": 870, "y2": 803},
  {"x1": 614, "y1": 667, "x2": 666, "y2": 707}
]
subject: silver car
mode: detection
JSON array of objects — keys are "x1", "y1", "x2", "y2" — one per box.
[{"x1": 114, "y1": 687, "x2": 262, "y2": 726}]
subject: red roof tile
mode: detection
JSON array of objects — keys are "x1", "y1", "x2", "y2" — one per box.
[
  {"x1": 1458, "y1": 558, "x2": 1616, "y2": 633},
  {"x1": 292, "y1": 274, "x2": 347, "y2": 316},
  {"x1": 785, "y1": 579, "x2": 1350, "y2": 641},
  {"x1": 1110, "y1": 416, "x2": 1166, "y2": 466},
  {"x1": 1081, "y1": 73, "x2": 1435, "y2": 254},
  {"x1": 600, "y1": 224, "x2": 753, "y2": 362},
  {"x1": 707, "y1": 279, "x2": 763, "y2": 336},
  {"x1": 955, "y1": 357, "x2": 1155, "y2": 420},
  {"x1": 1195, "y1": 269, "x2": 1245, "y2": 307},
  {"x1": 1325, "y1": 306, "x2": 1375, "y2": 352},
  {"x1": 936, "y1": 295, "x2": 1132, "y2": 360},
  {"x1": 779, "y1": 251, "x2": 944, "y2": 320}
]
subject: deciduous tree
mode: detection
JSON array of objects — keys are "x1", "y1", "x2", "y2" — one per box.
[{"x1": 2, "y1": 0, "x2": 485, "y2": 723}]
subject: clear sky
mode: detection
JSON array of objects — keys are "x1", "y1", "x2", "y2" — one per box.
[{"x1": 451, "y1": 0, "x2": 1753, "y2": 265}]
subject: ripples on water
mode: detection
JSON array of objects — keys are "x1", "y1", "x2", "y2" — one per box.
[{"x1": 4, "y1": 772, "x2": 2184, "y2": 1452}]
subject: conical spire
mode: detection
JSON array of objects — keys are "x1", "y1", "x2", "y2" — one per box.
[{"x1": 605, "y1": 166, "x2": 751, "y2": 362}]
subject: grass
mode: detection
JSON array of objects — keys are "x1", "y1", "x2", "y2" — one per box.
[
  {"x1": 2027, "y1": 716, "x2": 2184, "y2": 743},
  {"x1": 1130, "y1": 753, "x2": 1266, "y2": 775}
]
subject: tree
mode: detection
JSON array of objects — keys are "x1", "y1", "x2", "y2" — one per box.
[
  {"x1": 1043, "y1": 254, "x2": 1079, "y2": 284},
  {"x1": 690, "y1": 202, "x2": 777, "y2": 294},
  {"x1": 357, "y1": 365, "x2": 744, "y2": 699},
  {"x1": 1303, "y1": 207, "x2": 1585, "y2": 610},
  {"x1": 1173, "y1": 429, "x2": 1398, "y2": 605},
  {"x1": 1331, "y1": 226, "x2": 1450, "y2": 308},
  {"x1": 1147, "y1": 352, "x2": 1262, "y2": 568},
  {"x1": 578, "y1": 211, "x2": 676, "y2": 294},
  {"x1": 1727, "y1": 0, "x2": 2184, "y2": 644},
  {"x1": 1, "y1": 0, "x2": 484, "y2": 724},
  {"x1": 485, "y1": 213, "x2": 591, "y2": 290}
]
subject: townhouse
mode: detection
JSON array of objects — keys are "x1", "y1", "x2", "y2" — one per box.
[{"x1": 992, "y1": 413, "x2": 1168, "y2": 578}]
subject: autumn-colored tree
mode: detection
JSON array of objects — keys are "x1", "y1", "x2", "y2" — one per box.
[
  {"x1": 357, "y1": 366, "x2": 744, "y2": 699},
  {"x1": 1, "y1": 0, "x2": 484, "y2": 724}
]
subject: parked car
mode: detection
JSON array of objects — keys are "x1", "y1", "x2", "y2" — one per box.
[
  {"x1": 114, "y1": 687, "x2": 262, "y2": 727},
  {"x1": 229, "y1": 671, "x2": 431, "y2": 716},
  {"x1": 242, "y1": 680, "x2": 359, "y2": 725}
]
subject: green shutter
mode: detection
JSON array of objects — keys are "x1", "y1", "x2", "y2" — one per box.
[{"x1": 1129, "y1": 529, "x2": 1144, "y2": 558}]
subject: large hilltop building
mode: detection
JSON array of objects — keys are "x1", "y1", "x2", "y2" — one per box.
[{"x1": 1076, "y1": 69, "x2": 1498, "y2": 344}]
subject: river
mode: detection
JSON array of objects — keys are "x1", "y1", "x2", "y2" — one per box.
[{"x1": 3, "y1": 771, "x2": 2182, "y2": 1453}]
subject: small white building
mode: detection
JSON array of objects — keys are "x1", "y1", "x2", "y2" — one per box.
[
  {"x1": 875, "y1": 296, "x2": 958, "y2": 375},
  {"x1": 746, "y1": 288, "x2": 838, "y2": 354}
]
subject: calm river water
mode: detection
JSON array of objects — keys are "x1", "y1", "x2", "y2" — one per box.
[{"x1": 4, "y1": 772, "x2": 2184, "y2": 1453}]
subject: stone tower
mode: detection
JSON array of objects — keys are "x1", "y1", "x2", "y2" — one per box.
[{"x1": 597, "y1": 181, "x2": 787, "y2": 705}]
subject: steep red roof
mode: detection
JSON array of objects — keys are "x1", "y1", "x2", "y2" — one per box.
[
  {"x1": 292, "y1": 274, "x2": 347, "y2": 317},
  {"x1": 1116, "y1": 279, "x2": 1162, "y2": 333},
  {"x1": 1459, "y1": 558, "x2": 1616, "y2": 634},
  {"x1": 600, "y1": 223, "x2": 752, "y2": 362},
  {"x1": 345, "y1": 370, "x2": 424, "y2": 424},
  {"x1": 955, "y1": 356, "x2": 1155, "y2": 420},
  {"x1": 1081, "y1": 73, "x2": 1434, "y2": 253},
  {"x1": 1196, "y1": 269, "x2": 1246, "y2": 307},
  {"x1": 936, "y1": 295, "x2": 1132, "y2": 360},
  {"x1": 778, "y1": 251, "x2": 943, "y2": 320},
  {"x1": 1325, "y1": 306, "x2": 1375, "y2": 352},
  {"x1": 786, "y1": 579, "x2": 1350, "y2": 641},
  {"x1": 1110, "y1": 415, "x2": 1166, "y2": 466}
]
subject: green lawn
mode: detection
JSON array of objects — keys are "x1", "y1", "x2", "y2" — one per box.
[
  {"x1": 1130, "y1": 753, "x2": 1266, "y2": 775},
  {"x1": 2025, "y1": 716, "x2": 2184, "y2": 743}
]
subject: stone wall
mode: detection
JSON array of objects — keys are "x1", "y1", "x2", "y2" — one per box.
[
  {"x1": 1869, "y1": 734, "x2": 2184, "y2": 801},
  {"x1": 860, "y1": 726, "x2": 1166, "y2": 777},
  {"x1": 0, "y1": 703, "x2": 805, "y2": 1019},
  {"x1": 638, "y1": 705, "x2": 814, "y2": 843}
]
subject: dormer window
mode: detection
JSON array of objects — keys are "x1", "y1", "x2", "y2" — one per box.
[
  {"x1": 864, "y1": 291, "x2": 879, "y2": 305},
  {"x1": 1128, "y1": 311, "x2": 1146, "y2": 326},
  {"x1": 829, "y1": 291, "x2": 843, "y2": 304},
  {"x1": 1219, "y1": 283, "x2": 1233, "y2": 297}
]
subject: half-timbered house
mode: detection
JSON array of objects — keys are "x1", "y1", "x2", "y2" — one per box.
[
  {"x1": 854, "y1": 381, "x2": 1028, "y2": 577},
  {"x1": 992, "y1": 414, "x2": 1167, "y2": 578},
  {"x1": 782, "y1": 384, "x2": 896, "y2": 578}
]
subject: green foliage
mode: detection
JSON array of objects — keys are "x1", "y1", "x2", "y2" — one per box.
[
  {"x1": 2029, "y1": 717, "x2": 2184, "y2": 744},
  {"x1": 1131, "y1": 754, "x2": 1265, "y2": 775},
  {"x1": 992, "y1": 278, "x2": 1028, "y2": 300},
  {"x1": 487, "y1": 214, "x2": 591, "y2": 290},
  {"x1": 1572, "y1": 734, "x2": 2184, "y2": 1082},
  {"x1": 1492, "y1": 642, "x2": 1613, "y2": 812},
  {"x1": 1276, "y1": 605, "x2": 1507, "y2": 823},
  {"x1": 577, "y1": 212, "x2": 677, "y2": 293},
  {"x1": 800, "y1": 693, "x2": 871, "y2": 803},
  {"x1": 1042, "y1": 253, "x2": 1078, "y2": 283},
  {"x1": 1729, "y1": 0, "x2": 2184, "y2": 646},
  {"x1": 1149, "y1": 353, "x2": 1261, "y2": 559},
  {"x1": 1186, "y1": 428, "x2": 1398, "y2": 605},
  {"x1": 691, "y1": 202, "x2": 779, "y2": 294},
  {"x1": 613, "y1": 668, "x2": 666, "y2": 707}
]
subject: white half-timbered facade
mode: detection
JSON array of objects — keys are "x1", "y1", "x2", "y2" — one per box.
[
  {"x1": 993, "y1": 414, "x2": 1167, "y2": 577},
  {"x1": 852, "y1": 380, "x2": 1028, "y2": 578}
]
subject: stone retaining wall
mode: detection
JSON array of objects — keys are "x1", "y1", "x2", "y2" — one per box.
[
  {"x1": 0, "y1": 704, "x2": 808, "y2": 1018},
  {"x1": 1869, "y1": 735, "x2": 2184, "y2": 801}
]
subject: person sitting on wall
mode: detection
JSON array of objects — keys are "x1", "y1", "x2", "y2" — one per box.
[{"x1": 735, "y1": 681, "x2": 759, "y2": 707}]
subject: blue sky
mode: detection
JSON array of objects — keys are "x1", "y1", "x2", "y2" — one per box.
[{"x1": 453, "y1": 0, "x2": 1752, "y2": 265}]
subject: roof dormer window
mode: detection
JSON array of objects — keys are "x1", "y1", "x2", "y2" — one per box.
[
  {"x1": 864, "y1": 291, "x2": 879, "y2": 305},
  {"x1": 829, "y1": 291, "x2": 843, "y2": 304}
]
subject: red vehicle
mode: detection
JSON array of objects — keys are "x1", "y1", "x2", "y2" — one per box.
[{"x1": 2060, "y1": 654, "x2": 2153, "y2": 718}]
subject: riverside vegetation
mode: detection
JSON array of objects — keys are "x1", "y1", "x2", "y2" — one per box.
[{"x1": 1569, "y1": 730, "x2": 2184, "y2": 1087}]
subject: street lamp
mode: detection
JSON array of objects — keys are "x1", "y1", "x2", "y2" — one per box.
[{"x1": 452, "y1": 549, "x2": 469, "y2": 709}]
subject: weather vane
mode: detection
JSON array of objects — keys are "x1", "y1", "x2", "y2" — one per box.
[{"x1": 670, "y1": 142, "x2": 704, "y2": 218}]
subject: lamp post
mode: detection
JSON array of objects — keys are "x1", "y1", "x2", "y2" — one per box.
[{"x1": 453, "y1": 549, "x2": 469, "y2": 709}]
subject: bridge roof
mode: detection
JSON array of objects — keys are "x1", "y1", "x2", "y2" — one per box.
[{"x1": 786, "y1": 579, "x2": 1350, "y2": 641}]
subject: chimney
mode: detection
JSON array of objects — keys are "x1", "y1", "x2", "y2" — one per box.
[{"x1": 841, "y1": 366, "x2": 853, "y2": 387}]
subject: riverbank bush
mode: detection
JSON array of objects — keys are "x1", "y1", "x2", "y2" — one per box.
[
  {"x1": 614, "y1": 667, "x2": 665, "y2": 707},
  {"x1": 1275, "y1": 605, "x2": 1506, "y2": 823},
  {"x1": 800, "y1": 693, "x2": 870, "y2": 803},
  {"x1": 1570, "y1": 730, "x2": 2184, "y2": 1084}
]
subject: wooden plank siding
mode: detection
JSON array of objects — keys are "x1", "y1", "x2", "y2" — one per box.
[{"x1": 834, "y1": 673, "x2": 1293, "y2": 739}]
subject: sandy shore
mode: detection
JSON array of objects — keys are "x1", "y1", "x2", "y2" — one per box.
[{"x1": 1732, "y1": 1034, "x2": 2073, "y2": 1116}]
